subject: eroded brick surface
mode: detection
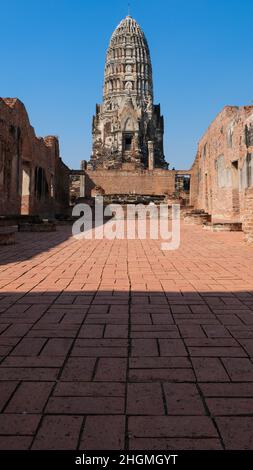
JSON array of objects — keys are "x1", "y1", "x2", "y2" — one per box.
[{"x1": 0, "y1": 224, "x2": 253, "y2": 449}]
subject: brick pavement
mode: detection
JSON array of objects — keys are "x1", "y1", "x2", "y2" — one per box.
[{"x1": 0, "y1": 224, "x2": 253, "y2": 449}]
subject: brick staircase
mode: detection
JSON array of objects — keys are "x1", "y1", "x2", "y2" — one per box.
[
  {"x1": 203, "y1": 221, "x2": 242, "y2": 232},
  {"x1": 184, "y1": 209, "x2": 211, "y2": 225}
]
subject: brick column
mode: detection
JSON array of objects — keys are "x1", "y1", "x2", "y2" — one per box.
[
  {"x1": 148, "y1": 141, "x2": 154, "y2": 171},
  {"x1": 242, "y1": 188, "x2": 253, "y2": 243}
]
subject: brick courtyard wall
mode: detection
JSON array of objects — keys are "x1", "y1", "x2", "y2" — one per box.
[
  {"x1": 190, "y1": 105, "x2": 253, "y2": 220},
  {"x1": 0, "y1": 98, "x2": 69, "y2": 217},
  {"x1": 84, "y1": 169, "x2": 176, "y2": 196}
]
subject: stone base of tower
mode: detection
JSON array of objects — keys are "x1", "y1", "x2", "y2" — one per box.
[{"x1": 83, "y1": 168, "x2": 182, "y2": 198}]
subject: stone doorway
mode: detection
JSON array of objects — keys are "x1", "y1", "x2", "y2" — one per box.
[{"x1": 123, "y1": 133, "x2": 133, "y2": 153}]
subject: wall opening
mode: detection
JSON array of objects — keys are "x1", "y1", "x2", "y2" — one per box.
[
  {"x1": 21, "y1": 162, "x2": 31, "y2": 215},
  {"x1": 123, "y1": 133, "x2": 133, "y2": 152},
  {"x1": 34, "y1": 167, "x2": 49, "y2": 201},
  {"x1": 231, "y1": 160, "x2": 240, "y2": 214},
  {"x1": 246, "y1": 153, "x2": 252, "y2": 187}
]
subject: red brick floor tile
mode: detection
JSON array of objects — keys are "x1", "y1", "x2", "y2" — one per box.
[
  {"x1": 45, "y1": 395, "x2": 124, "y2": 414},
  {"x1": 151, "y1": 314, "x2": 174, "y2": 324},
  {"x1": 130, "y1": 314, "x2": 152, "y2": 325},
  {"x1": 215, "y1": 417, "x2": 253, "y2": 449},
  {"x1": 206, "y1": 397, "x2": 253, "y2": 415},
  {"x1": 85, "y1": 314, "x2": 128, "y2": 324},
  {"x1": 163, "y1": 383, "x2": 206, "y2": 415},
  {"x1": 1, "y1": 324, "x2": 32, "y2": 337},
  {"x1": 59, "y1": 357, "x2": 96, "y2": 381},
  {"x1": 178, "y1": 325, "x2": 206, "y2": 338},
  {"x1": 129, "y1": 437, "x2": 223, "y2": 450},
  {"x1": 54, "y1": 381, "x2": 125, "y2": 397},
  {"x1": 0, "y1": 414, "x2": 40, "y2": 435},
  {"x1": 0, "y1": 356, "x2": 65, "y2": 367},
  {"x1": 129, "y1": 357, "x2": 191, "y2": 369},
  {"x1": 5, "y1": 382, "x2": 53, "y2": 413},
  {"x1": 200, "y1": 382, "x2": 253, "y2": 397},
  {"x1": 31, "y1": 415, "x2": 82, "y2": 450},
  {"x1": 188, "y1": 347, "x2": 246, "y2": 357},
  {"x1": 131, "y1": 324, "x2": 179, "y2": 335},
  {"x1": 202, "y1": 325, "x2": 232, "y2": 338},
  {"x1": 237, "y1": 338, "x2": 253, "y2": 356},
  {"x1": 104, "y1": 325, "x2": 128, "y2": 338},
  {"x1": 129, "y1": 368, "x2": 195, "y2": 382},
  {"x1": 127, "y1": 383, "x2": 165, "y2": 415},
  {"x1": 80, "y1": 416, "x2": 125, "y2": 450},
  {"x1": 10, "y1": 338, "x2": 47, "y2": 356},
  {"x1": 192, "y1": 358, "x2": 230, "y2": 382},
  {"x1": 131, "y1": 339, "x2": 159, "y2": 356},
  {"x1": 221, "y1": 357, "x2": 253, "y2": 381},
  {"x1": 0, "y1": 367, "x2": 59, "y2": 381},
  {"x1": 0, "y1": 436, "x2": 32, "y2": 450},
  {"x1": 28, "y1": 326, "x2": 79, "y2": 338},
  {"x1": 128, "y1": 416, "x2": 218, "y2": 438},
  {"x1": 0, "y1": 381, "x2": 18, "y2": 412},
  {"x1": 40, "y1": 338, "x2": 74, "y2": 356},
  {"x1": 78, "y1": 325, "x2": 104, "y2": 338},
  {"x1": 159, "y1": 339, "x2": 188, "y2": 356},
  {"x1": 94, "y1": 358, "x2": 127, "y2": 381}
]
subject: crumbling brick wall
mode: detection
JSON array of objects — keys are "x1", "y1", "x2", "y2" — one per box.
[{"x1": 0, "y1": 98, "x2": 69, "y2": 216}]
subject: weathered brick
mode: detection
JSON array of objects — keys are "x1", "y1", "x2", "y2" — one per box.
[
  {"x1": 163, "y1": 383, "x2": 205, "y2": 415},
  {"x1": 95, "y1": 358, "x2": 127, "y2": 381},
  {"x1": 0, "y1": 414, "x2": 40, "y2": 435},
  {"x1": 60, "y1": 357, "x2": 96, "y2": 381},
  {"x1": 6, "y1": 382, "x2": 53, "y2": 413},
  {"x1": 127, "y1": 383, "x2": 165, "y2": 415},
  {"x1": 192, "y1": 358, "x2": 229, "y2": 382},
  {"x1": 215, "y1": 417, "x2": 253, "y2": 449},
  {"x1": 131, "y1": 339, "x2": 159, "y2": 357},
  {"x1": 80, "y1": 416, "x2": 125, "y2": 450},
  {"x1": 128, "y1": 416, "x2": 218, "y2": 438},
  {"x1": 32, "y1": 416, "x2": 82, "y2": 450},
  {"x1": 221, "y1": 358, "x2": 253, "y2": 381}
]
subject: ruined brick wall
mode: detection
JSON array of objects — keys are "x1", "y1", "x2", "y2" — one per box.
[
  {"x1": 84, "y1": 169, "x2": 176, "y2": 197},
  {"x1": 0, "y1": 98, "x2": 69, "y2": 216},
  {"x1": 191, "y1": 105, "x2": 253, "y2": 220}
]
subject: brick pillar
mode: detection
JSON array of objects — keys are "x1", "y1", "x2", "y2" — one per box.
[
  {"x1": 242, "y1": 188, "x2": 253, "y2": 243},
  {"x1": 80, "y1": 160, "x2": 86, "y2": 197},
  {"x1": 148, "y1": 141, "x2": 154, "y2": 171}
]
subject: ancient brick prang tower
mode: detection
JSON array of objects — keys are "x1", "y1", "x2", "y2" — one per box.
[{"x1": 90, "y1": 15, "x2": 167, "y2": 170}]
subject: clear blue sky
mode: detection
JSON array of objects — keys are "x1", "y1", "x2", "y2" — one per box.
[{"x1": 0, "y1": 0, "x2": 252, "y2": 169}]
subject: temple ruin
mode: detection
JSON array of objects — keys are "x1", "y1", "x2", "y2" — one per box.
[{"x1": 1, "y1": 15, "x2": 253, "y2": 243}]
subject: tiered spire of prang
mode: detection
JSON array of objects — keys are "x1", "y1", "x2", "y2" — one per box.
[
  {"x1": 90, "y1": 16, "x2": 167, "y2": 170},
  {"x1": 103, "y1": 15, "x2": 153, "y2": 105}
]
